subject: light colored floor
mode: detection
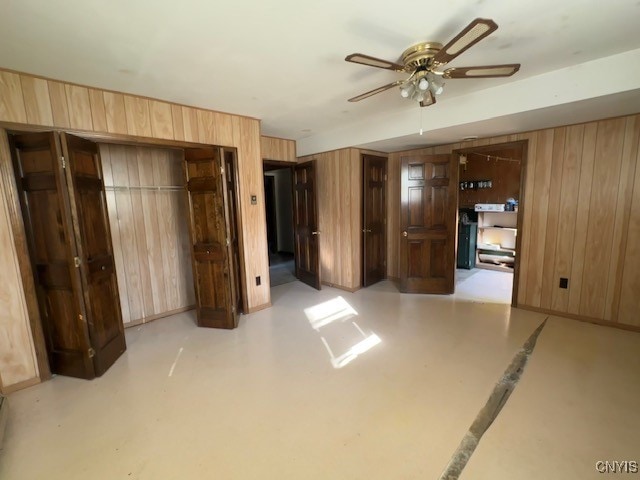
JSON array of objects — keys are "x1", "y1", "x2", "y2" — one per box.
[
  {"x1": 455, "y1": 268, "x2": 513, "y2": 304},
  {"x1": 1, "y1": 280, "x2": 639, "y2": 479}
]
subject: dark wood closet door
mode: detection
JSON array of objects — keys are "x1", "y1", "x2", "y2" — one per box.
[
  {"x1": 61, "y1": 133, "x2": 126, "y2": 376},
  {"x1": 10, "y1": 132, "x2": 94, "y2": 379},
  {"x1": 399, "y1": 154, "x2": 458, "y2": 294},
  {"x1": 184, "y1": 147, "x2": 238, "y2": 328},
  {"x1": 362, "y1": 155, "x2": 387, "y2": 287},
  {"x1": 293, "y1": 161, "x2": 321, "y2": 290},
  {"x1": 223, "y1": 148, "x2": 243, "y2": 314}
]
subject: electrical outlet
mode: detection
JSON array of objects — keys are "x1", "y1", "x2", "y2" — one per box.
[
  {"x1": 559, "y1": 277, "x2": 569, "y2": 289},
  {"x1": 256, "y1": 276, "x2": 261, "y2": 286}
]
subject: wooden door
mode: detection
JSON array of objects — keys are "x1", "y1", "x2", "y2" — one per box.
[
  {"x1": 293, "y1": 161, "x2": 321, "y2": 290},
  {"x1": 60, "y1": 133, "x2": 126, "y2": 376},
  {"x1": 399, "y1": 154, "x2": 458, "y2": 293},
  {"x1": 223, "y1": 148, "x2": 244, "y2": 314},
  {"x1": 10, "y1": 131, "x2": 125, "y2": 379},
  {"x1": 362, "y1": 155, "x2": 387, "y2": 287},
  {"x1": 184, "y1": 147, "x2": 238, "y2": 328}
]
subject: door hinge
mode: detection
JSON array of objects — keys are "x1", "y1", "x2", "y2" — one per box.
[
  {"x1": 78, "y1": 314, "x2": 83, "y2": 322},
  {"x1": 221, "y1": 166, "x2": 225, "y2": 174},
  {"x1": 87, "y1": 347, "x2": 95, "y2": 358},
  {"x1": 74, "y1": 257, "x2": 81, "y2": 267},
  {"x1": 231, "y1": 305, "x2": 236, "y2": 313},
  {"x1": 226, "y1": 237, "x2": 230, "y2": 246},
  {"x1": 384, "y1": 174, "x2": 387, "y2": 181},
  {"x1": 61, "y1": 156, "x2": 66, "y2": 169}
]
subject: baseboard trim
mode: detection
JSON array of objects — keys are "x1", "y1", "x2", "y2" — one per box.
[
  {"x1": 321, "y1": 281, "x2": 361, "y2": 293},
  {"x1": 246, "y1": 302, "x2": 272, "y2": 314},
  {"x1": 517, "y1": 305, "x2": 640, "y2": 333},
  {"x1": 124, "y1": 306, "x2": 196, "y2": 329},
  {"x1": 1, "y1": 376, "x2": 40, "y2": 395}
]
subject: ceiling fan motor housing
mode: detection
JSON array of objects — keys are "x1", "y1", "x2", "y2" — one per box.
[{"x1": 400, "y1": 42, "x2": 443, "y2": 71}]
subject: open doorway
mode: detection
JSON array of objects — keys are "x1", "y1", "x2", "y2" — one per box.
[
  {"x1": 453, "y1": 141, "x2": 527, "y2": 305},
  {"x1": 263, "y1": 161, "x2": 296, "y2": 287}
]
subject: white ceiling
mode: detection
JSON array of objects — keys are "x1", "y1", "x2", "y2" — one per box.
[{"x1": 1, "y1": 0, "x2": 640, "y2": 155}]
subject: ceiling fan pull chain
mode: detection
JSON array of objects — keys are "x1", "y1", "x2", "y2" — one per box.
[{"x1": 419, "y1": 107, "x2": 424, "y2": 136}]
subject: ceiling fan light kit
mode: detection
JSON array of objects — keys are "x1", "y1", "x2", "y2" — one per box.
[{"x1": 345, "y1": 18, "x2": 521, "y2": 108}]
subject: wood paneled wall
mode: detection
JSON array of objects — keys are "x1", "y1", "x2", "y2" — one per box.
[
  {"x1": 298, "y1": 148, "x2": 367, "y2": 291},
  {"x1": 459, "y1": 147, "x2": 522, "y2": 208},
  {"x1": 100, "y1": 144, "x2": 195, "y2": 325},
  {"x1": 0, "y1": 169, "x2": 38, "y2": 392},
  {"x1": 0, "y1": 69, "x2": 270, "y2": 391},
  {"x1": 261, "y1": 135, "x2": 296, "y2": 162},
  {"x1": 388, "y1": 114, "x2": 640, "y2": 328}
]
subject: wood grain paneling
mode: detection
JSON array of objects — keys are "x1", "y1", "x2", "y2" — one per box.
[
  {"x1": 261, "y1": 136, "x2": 296, "y2": 162},
  {"x1": 124, "y1": 95, "x2": 152, "y2": 137},
  {"x1": 99, "y1": 144, "x2": 194, "y2": 325},
  {"x1": 458, "y1": 147, "x2": 521, "y2": 208},
  {"x1": 550, "y1": 125, "x2": 583, "y2": 312},
  {"x1": 0, "y1": 68, "x2": 270, "y2": 391},
  {"x1": 540, "y1": 127, "x2": 566, "y2": 309},
  {"x1": 580, "y1": 118, "x2": 626, "y2": 318},
  {"x1": 298, "y1": 147, "x2": 364, "y2": 290},
  {"x1": 103, "y1": 92, "x2": 128, "y2": 134},
  {"x1": 0, "y1": 71, "x2": 27, "y2": 124},
  {"x1": 0, "y1": 161, "x2": 38, "y2": 389},
  {"x1": 607, "y1": 116, "x2": 640, "y2": 322},
  {"x1": 88, "y1": 88, "x2": 108, "y2": 132},
  {"x1": 20, "y1": 76, "x2": 53, "y2": 126},
  {"x1": 47, "y1": 81, "x2": 71, "y2": 128},
  {"x1": 233, "y1": 116, "x2": 270, "y2": 307},
  {"x1": 65, "y1": 84, "x2": 93, "y2": 130},
  {"x1": 149, "y1": 100, "x2": 174, "y2": 140},
  {"x1": 567, "y1": 123, "x2": 598, "y2": 314},
  {"x1": 387, "y1": 114, "x2": 640, "y2": 329}
]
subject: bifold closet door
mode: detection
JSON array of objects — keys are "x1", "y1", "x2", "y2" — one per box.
[
  {"x1": 10, "y1": 132, "x2": 125, "y2": 379},
  {"x1": 184, "y1": 147, "x2": 238, "y2": 329},
  {"x1": 61, "y1": 133, "x2": 126, "y2": 375}
]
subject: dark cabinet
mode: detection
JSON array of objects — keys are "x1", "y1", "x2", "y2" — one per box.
[{"x1": 457, "y1": 223, "x2": 477, "y2": 269}]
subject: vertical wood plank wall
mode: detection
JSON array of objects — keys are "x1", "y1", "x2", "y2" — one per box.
[
  {"x1": 261, "y1": 135, "x2": 296, "y2": 162},
  {"x1": 0, "y1": 171, "x2": 38, "y2": 390},
  {"x1": 99, "y1": 144, "x2": 195, "y2": 325},
  {"x1": 298, "y1": 148, "x2": 369, "y2": 291},
  {"x1": 387, "y1": 114, "x2": 640, "y2": 328},
  {"x1": 0, "y1": 69, "x2": 271, "y2": 391}
]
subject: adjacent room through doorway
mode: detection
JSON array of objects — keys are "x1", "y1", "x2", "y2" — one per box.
[
  {"x1": 263, "y1": 161, "x2": 296, "y2": 287},
  {"x1": 454, "y1": 141, "x2": 525, "y2": 304}
]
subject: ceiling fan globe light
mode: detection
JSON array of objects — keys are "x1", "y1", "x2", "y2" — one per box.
[{"x1": 418, "y1": 77, "x2": 429, "y2": 91}]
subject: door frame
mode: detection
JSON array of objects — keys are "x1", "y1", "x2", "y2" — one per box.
[
  {"x1": 262, "y1": 159, "x2": 297, "y2": 280},
  {"x1": 452, "y1": 140, "x2": 529, "y2": 307},
  {"x1": 0, "y1": 122, "x2": 249, "y2": 383},
  {"x1": 361, "y1": 154, "x2": 387, "y2": 287}
]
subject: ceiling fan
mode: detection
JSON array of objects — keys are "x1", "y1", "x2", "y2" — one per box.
[{"x1": 345, "y1": 18, "x2": 520, "y2": 107}]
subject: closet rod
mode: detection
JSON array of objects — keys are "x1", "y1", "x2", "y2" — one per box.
[{"x1": 104, "y1": 185, "x2": 185, "y2": 192}]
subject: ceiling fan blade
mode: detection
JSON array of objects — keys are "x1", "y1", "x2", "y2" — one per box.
[
  {"x1": 348, "y1": 81, "x2": 402, "y2": 102},
  {"x1": 345, "y1": 53, "x2": 406, "y2": 72},
  {"x1": 419, "y1": 91, "x2": 436, "y2": 107},
  {"x1": 431, "y1": 18, "x2": 498, "y2": 67},
  {"x1": 443, "y1": 64, "x2": 521, "y2": 78}
]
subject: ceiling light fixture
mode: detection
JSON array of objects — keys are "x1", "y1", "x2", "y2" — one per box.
[{"x1": 399, "y1": 71, "x2": 445, "y2": 106}]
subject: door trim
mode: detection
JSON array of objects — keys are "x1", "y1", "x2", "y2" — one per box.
[{"x1": 453, "y1": 140, "x2": 529, "y2": 308}]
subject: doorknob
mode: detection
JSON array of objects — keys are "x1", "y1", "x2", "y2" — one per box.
[
  {"x1": 362, "y1": 229, "x2": 372, "y2": 233},
  {"x1": 402, "y1": 231, "x2": 408, "y2": 237},
  {"x1": 312, "y1": 231, "x2": 320, "y2": 235}
]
